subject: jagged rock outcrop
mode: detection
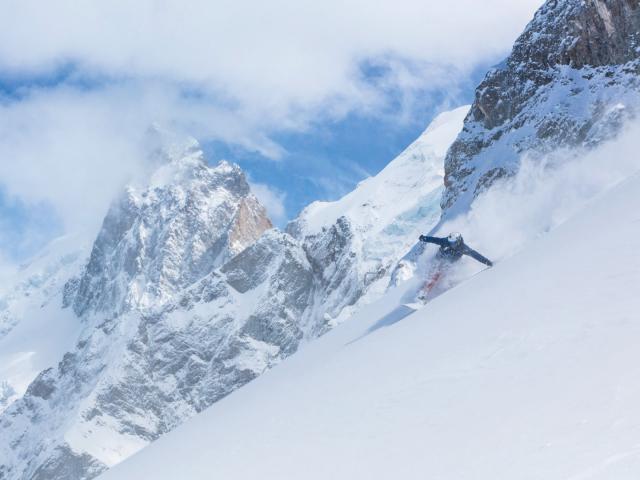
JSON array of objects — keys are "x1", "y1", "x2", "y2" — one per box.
[
  {"x1": 72, "y1": 148, "x2": 271, "y2": 317},
  {"x1": 442, "y1": 0, "x2": 640, "y2": 214}
]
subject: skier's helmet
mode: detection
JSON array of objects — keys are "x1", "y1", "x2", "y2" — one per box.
[{"x1": 447, "y1": 232, "x2": 463, "y2": 247}]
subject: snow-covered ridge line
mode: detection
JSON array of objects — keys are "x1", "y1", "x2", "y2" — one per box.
[{"x1": 290, "y1": 106, "x2": 469, "y2": 237}]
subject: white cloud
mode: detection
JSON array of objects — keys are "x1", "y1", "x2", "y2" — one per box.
[
  {"x1": 249, "y1": 181, "x2": 287, "y2": 226},
  {"x1": 0, "y1": 85, "x2": 147, "y2": 235},
  {"x1": 0, "y1": 0, "x2": 544, "y2": 131},
  {"x1": 0, "y1": 0, "x2": 545, "y2": 256},
  {"x1": 0, "y1": 82, "x2": 293, "y2": 235}
]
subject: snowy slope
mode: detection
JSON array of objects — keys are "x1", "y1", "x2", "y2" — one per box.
[{"x1": 102, "y1": 169, "x2": 640, "y2": 479}]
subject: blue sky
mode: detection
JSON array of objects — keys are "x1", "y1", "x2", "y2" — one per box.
[{"x1": 0, "y1": 0, "x2": 544, "y2": 267}]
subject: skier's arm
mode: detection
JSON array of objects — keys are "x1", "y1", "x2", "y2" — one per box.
[
  {"x1": 463, "y1": 246, "x2": 493, "y2": 267},
  {"x1": 419, "y1": 235, "x2": 448, "y2": 247}
]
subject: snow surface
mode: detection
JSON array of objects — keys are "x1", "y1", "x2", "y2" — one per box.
[{"x1": 101, "y1": 164, "x2": 640, "y2": 479}]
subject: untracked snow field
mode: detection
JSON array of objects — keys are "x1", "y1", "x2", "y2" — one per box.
[{"x1": 102, "y1": 172, "x2": 640, "y2": 479}]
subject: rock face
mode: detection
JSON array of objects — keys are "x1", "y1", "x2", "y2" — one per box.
[
  {"x1": 72, "y1": 148, "x2": 272, "y2": 317},
  {"x1": 442, "y1": 0, "x2": 640, "y2": 215}
]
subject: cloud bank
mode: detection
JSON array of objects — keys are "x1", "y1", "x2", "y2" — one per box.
[{"x1": 0, "y1": 0, "x2": 544, "y2": 261}]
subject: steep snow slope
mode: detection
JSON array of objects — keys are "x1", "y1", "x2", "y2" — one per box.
[
  {"x1": 103, "y1": 170, "x2": 640, "y2": 480},
  {"x1": 288, "y1": 106, "x2": 469, "y2": 323}
]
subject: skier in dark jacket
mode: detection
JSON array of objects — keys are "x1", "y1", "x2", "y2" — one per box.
[
  {"x1": 414, "y1": 233, "x2": 492, "y2": 301},
  {"x1": 419, "y1": 232, "x2": 493, "y2": 267}
]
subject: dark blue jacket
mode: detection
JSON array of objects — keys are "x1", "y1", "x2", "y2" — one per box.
[{"x1": 419, "y1": 235, "x2": 493, "y2": 267}]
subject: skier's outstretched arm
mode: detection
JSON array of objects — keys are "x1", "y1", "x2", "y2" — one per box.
[
  {"x1": 463, "y1": 246, "x2": 493, "y2": 267},
  {"x1": 419, "y1": 235, "x2": 448, "y2": 247}
]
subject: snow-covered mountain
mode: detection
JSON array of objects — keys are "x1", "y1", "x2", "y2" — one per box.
[
  {"x1": 0, "y1": 108, "x2": 461, "y2": 479},
  {"x1": 70, "y1": 145, "x2": 272, "y2": 318},
  {"x1": 442, "y1": 0, "x2": 640, "y2": 216},
  {"x1": 99, "y1": 160, "x2": 640, "y2": 480},
  {"x1": 3, "y1": 0, "x2": 640, "y2": 477}
]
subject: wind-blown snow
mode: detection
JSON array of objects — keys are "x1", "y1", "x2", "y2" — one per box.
[
  {"x1": 101, "y1": 160, "x2": 640, "y2": 480},
  {"x1": 440, "y1": 119, "x2": 640, "y2": 265}
]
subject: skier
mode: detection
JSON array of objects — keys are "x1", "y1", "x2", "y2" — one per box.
[
  {"x1": 416, "y1": 232, "x2": 492, "y2": 300},
  {"x1": 419, "y1": 233, "x2": 493, "y2": 267}
]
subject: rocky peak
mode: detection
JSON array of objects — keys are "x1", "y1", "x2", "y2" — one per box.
[
  {"x1": 71, "y1": 146, "x2": 271, "y2": 317},
  {"x1": 442, "y1": 0, "x2": 640, "y2": 215},
  {"x1": 527, "y1": 0, "x2": 640, "y2": 69}
]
